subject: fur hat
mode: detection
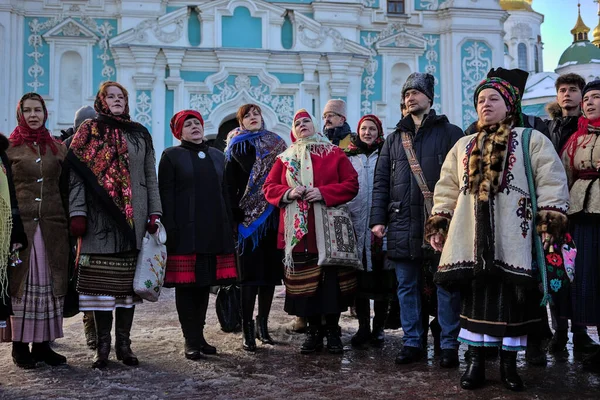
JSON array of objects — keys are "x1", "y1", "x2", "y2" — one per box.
[
  {"x1": 323, "y1": 99, "x2": 347, "y2": 118},
  {"x1": 402, "y1": 72, "x2": 434, "y2": 103},
  {"x1": 73, "y1": 106, "x2": 96, "y2": 131},
  {"x1": 486, "y1": 67, "x2": 529, "y2": 100},
  {"x1": 583, "y1": 79, "x2": 600, "y2": 98}
]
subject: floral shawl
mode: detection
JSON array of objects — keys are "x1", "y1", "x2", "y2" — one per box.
[
  {"x1": 225, "y1": 128, "x2": 287, "y2": 251},
  {"x1": 68, "y1": 88, "x2": 148, "y2": 236},
  {"x1": 278, "y1": 110, "x2": 334, "y2": 270}
]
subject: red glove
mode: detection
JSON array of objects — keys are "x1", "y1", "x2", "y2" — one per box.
[
  {"x1": 70, "y1": 216, "x2": 87, "y2": 237},
  {"x1": 146, "y1": 214, "x2": 160, "y2": 234}
]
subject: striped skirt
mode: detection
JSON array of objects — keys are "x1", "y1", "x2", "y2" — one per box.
[
  {"x1": 77, "y1": 251, "x2": 141, "y2": 312},
  {"x1": 0, "y1": 226, "x2": 64, "y2": 343}
]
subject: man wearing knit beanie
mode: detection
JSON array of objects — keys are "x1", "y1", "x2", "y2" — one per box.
[
  {"x1": 60, "y1": 105, "x2": 96, "y2": 143},
  {"x1": 322, "y1": 99, "x2": 354, "y2": 149},
  {"x1": 371, "y1": 71, "x2": 464, "y2": 367}
]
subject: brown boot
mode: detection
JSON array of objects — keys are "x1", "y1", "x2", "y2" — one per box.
[{"x1": 83, "y1": 311, "x2": 97, "y2": 350}]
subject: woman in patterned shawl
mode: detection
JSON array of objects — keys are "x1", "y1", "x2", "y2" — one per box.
[
  {"x1": 67, "y1": 81, "x2": 162, "y2": 369},
  {"x1": 263, "y1": 109, "x2": 358, "y2": 355},
  {"x1": 225, "y1": 104, "x2": 287, "y2": 352}
]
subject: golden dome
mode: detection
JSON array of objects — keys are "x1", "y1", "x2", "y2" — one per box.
[
  {"x1": 571, "y1": 3, "x2": 590, "y2": 42},
  {"x1": 499, "y1": 0, "x2": 533, "y2": 11},
  {"x1": 594, "y1": 9, "x2": 600, "y2": 48}
]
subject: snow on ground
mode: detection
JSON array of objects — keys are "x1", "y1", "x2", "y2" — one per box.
[{"x1": 1, "y1": 287, "x2": 599, "y2": 399}]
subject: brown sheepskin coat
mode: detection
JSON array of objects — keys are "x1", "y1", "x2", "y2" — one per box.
[{"x1": 6, "y1": 143, "x2": 69, "y2": 298}]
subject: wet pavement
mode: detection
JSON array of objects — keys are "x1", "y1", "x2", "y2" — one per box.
[{"x1": 1, "y1": 288, "x2": 599, "y2": 399}]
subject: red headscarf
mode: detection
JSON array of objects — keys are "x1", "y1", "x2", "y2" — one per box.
[
  {"x1": 169, "y1": 110, "x2": 204, "y2": 140},
  {"x1": 290, "y1": 109, "x2": 312, "y2": 142},
  {"x1": 9, "y1": 92, "x2": 59, "y2": 155}
]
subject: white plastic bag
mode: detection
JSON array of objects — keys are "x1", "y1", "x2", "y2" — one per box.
[{"x1": 133, "y1": 220, "x2": 167, "y2": 302}]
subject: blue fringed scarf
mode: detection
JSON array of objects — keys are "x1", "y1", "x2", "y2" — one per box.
[{"x1": 225, "y1": 129, "x2": 287, "y2": 252}]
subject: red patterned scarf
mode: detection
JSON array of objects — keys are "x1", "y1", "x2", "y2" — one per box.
[{"x1": 9, "y1": 93, "x2": 59, "y2": 155}]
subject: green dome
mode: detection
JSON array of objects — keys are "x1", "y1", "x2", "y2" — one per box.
[{"x1": 557, "y1": 40, "x2": 600, "y2": 68}]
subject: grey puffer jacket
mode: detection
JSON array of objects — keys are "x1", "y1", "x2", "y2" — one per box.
[
  {"x1": 369, "y1": 111, "x2": 463, "y2": 261},
  {"x1": 347, "y1": 150, "x2": 389, "y2": 271}
]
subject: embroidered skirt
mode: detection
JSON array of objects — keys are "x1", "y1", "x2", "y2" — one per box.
[
  {"x1": 459, "y1": 277, "x2": 542, "y2": 338},
  {"x1": 571, "y1": 214, "x2": 600, "y2": 327},
  {"x1": 163, "y1": 253, "x2": 216, "y2": 288},
  {"x1": 284, "y1": 252, "x2": 357, "y2": 317},
  {"x1": 0, "y1": 226, "x2": 64, "y2": 343},
  {"x1": 76, "y1": 251, "x2": 141, "y2": 312}
]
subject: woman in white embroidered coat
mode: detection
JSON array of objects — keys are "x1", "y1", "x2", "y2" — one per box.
[{"x1": 425, "y1": 77, "x2": 569, "y2": 392}]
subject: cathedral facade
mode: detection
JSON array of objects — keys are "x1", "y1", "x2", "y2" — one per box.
[{"x1": 1, "y1": 0, "x2": 540, "y2": 156}]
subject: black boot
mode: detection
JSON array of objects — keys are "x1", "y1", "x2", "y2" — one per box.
[
  {"x1": 460, "y1": 346, "x2": 486, "y2": 390},
  {"x1": 242, "y1": 320, "x2": 257, "y2": 352},
  {"x1": 115, "y1": 307, "x2": 139, "y2": 366},
  {"x1": 548, "y1": 330, "x2": 568, "y2": 354},
  {"x1": 256, "y1": 315, "x2": 275, "y2": 345},
  {"x1": 583, "y1": 348, "x2": 600, "y2": 371},
  {"x1": 12, "y1": 342, "x2": 36, "y2": 369},
  {"x1": 176, "y1": 288, "x2": 204, "y2": 360},
  {"x1": 83, "y1": 311, "x2": 97, "y2": 350},
  {"x1": 31, "y1": 342, "x2": 67, "y2": 366},
  {"x1": 196, "y1": 288, "x2": 217, "y2": 354},
  {"x1": 500, "y1": 350, "x2": 524, "y2": 391},
  {"x1": 351, "y1": 298, "x2": 371, "y2": 347},
  {"x1": 384, "y1": 298, "x2": 401, "y2": 330},
  {"x1": 93, "y1": 311, "x2": 113, "y2": 369},
  {"x1": 370, "y1": 300, "x2": 388, "y2": 347},
  {"x1": 300, "y1": 324, "x2": 323, "y2": 354},
  {"x1": 573, "y1": 331, "x2": 600, "y2": 354},
  {"x1": 430, "y1": 318, "x2": 442, "y2": 355},
  {"x1": 326, "y1": 325, "x2": 344, "y2": 354}
]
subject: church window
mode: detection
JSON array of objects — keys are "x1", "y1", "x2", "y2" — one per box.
[
  {"x1": 518, "y1": 43, "x2": 528, "y2": 71},
  {"x1": 281, "y1": 13, "x2": 293, "y2": 49},
  {"x1": 387, "y1": 0, "x2": 405, "y2": 14},
  {"x1": 504, "y1": 43, "x2": 509, "y2": 55},
  {"x1": 534, "y1": 46, "x2": 539, "y2": 73}
]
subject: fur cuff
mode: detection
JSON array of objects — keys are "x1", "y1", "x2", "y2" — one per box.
[
  {"x1": 536, "y1": 210, "x2": 568, "y2": 240},
  {"x1": 425, "y1": 214, "x2": 451, "y2": 241}
]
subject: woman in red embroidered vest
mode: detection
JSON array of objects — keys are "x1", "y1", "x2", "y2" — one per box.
[
  {"x1": 0, "y1": 93, "x2": 69, "y2": 369},
  {"x1": 67, "y1": 82, "x2": 162, "y2": 369},
  {"x1": 263, "y1": 109, "x2": 358, "y2": 355},
  {"x1": 224, "y1": 104, "x2": 287, "y2": 352},
  {"x1": 425, "y1": 77, "x2": 569, "y2": 391},
  {"x1": 159, "y1": 109, "x2": 235, "y2": 360}
]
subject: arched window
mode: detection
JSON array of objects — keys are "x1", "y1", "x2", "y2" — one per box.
[
  {"x1": 504, "y1": 43, "x2": 509, "y2": 55},
  {"x1": 534, "y1": 46, "x2": 539, "y2": 73},
  {"x1": 518, "y1": 43, "x2": 528, "y2": 71}
]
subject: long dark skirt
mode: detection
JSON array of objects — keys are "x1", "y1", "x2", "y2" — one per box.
[
  {"x1": 238, "y1": 228, "x2": 283, "y2": 286},
  {"x1": 460, "y1": 277, "x2": 542, "y2": 337},
  {"x1": 571, "y1": 214, "x2": 600, "y2": 327}
]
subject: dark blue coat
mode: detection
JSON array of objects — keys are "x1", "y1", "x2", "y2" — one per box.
[{"x1": 370, "y1": 110, "x2": 463, "y2": 261}]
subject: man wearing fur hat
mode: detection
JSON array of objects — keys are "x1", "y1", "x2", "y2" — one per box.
[
  {"x1": 322, "y1": 99, "x2": 354, "y2": 149},
  {"x1": 370, "y1": 72, "x2": 464, "y2": 366}
]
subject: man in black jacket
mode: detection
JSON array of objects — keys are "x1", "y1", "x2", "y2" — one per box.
[{"x1": 370, "y1": 72, "x2": 464, "y2": 366}]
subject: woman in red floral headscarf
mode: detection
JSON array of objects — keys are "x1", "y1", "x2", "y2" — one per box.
[
  {"x1": 158, "y1": 109, "x2": 235, "y2": 361},
  {"x1": 0, "y1": 93, "x2": 69, "y2": 369},
  {"x1": 67, "y1": 81, "x2": 162, "y2": 369}
]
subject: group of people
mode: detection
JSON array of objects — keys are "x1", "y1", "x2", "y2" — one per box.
[{"x1": 0, "y1": 68, "x2": 599, "y2": 393}]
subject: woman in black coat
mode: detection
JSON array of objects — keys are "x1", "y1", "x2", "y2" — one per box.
[
  {"x1": 158, "y1": 110, "x2": 235, "y2": 360},
  {"x1": 224, "y1": 104, "x2": 287, "y2": 351}
]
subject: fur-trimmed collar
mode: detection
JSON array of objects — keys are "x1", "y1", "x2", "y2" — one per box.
[
  {"x1": 545, "y1": 102, "x2": 562, "y2": 119},
  {"x1": 467, "y1": 122, "x2": 513, "y2": 202}
]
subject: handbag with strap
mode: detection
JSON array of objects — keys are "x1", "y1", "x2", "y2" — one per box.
[
  {"x1": 314, "y1": 202, "x2": 362, "y2": 269},
  {"x1": 522, "y1": 128, "x2": 575, "y2": 305},
  {"x1": 133, "y1": 220, "x2": 168, "y2": 302}
]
